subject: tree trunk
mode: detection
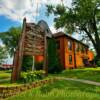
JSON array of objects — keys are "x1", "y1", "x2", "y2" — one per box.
[
  {"x1": 95, "y1": 45, "x2": 100, "y2": 59},
  {"x1": 84, "y1": 28, "x2": 100, "y2": 59}
]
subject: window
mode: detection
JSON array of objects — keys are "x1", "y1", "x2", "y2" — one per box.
[
  {"x1": 56, "y1": 40, "x2": 60, "y2": 49},
  {"x1": 81, "y1": 46, "x2": 85, "y2": 53},
  {"x1": 69, "y1": 55, "x2": 72, "y2": 64},
  {"x1": 75, "y1": 43, "x2": 79, "y2": 52},
  {"x1": 68, "y1": 40, "x2": 72, "y2": 50}
]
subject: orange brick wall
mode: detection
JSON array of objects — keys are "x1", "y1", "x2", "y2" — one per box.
[{"x1": 64, "y1": 37, "x2": 75, "y2": 68}]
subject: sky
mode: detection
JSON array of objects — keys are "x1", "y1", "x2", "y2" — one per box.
[
  {"x1": 0, "y1": 0, "x2": 73, "y2": 32},
  {"x1": 0, "y1": 0, "x2": 81, "y2": 64}
]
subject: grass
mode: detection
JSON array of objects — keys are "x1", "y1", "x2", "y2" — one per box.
[
  {"x1": 1, "y1": 67, "x2": 100, "y2": 99},
  {"x1": 6, "y1": 79, "x2": 100, "y2": 100},
  {"x1": 51, "y1": 67, "x2": 100, "y2": 82},
  {"x1": 0, "y1": 70, "x2": 11, "y2": 86},
  {"x1": 0, "y1": 70, "x2": 11, "y2": 79},
  {"x1": 1, "y1": 67, "x2": 100, "y2": 86},
  {"x1": 0, "y1": 70, "x2": 23, "y2": 87}
]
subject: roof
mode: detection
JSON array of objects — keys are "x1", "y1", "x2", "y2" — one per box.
[{"x1": 53, "y1": 32, "x2": 88, "y2": 47}]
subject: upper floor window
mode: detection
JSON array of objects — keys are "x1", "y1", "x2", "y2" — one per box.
[
  {"x1": 75, "y1": 43, "x2": 79, "y2": 52},
  {"x1": 81, "y1": 46, "x2": 85, "y2": 53},
  {"x1": 56, "y1": 40, "x2": 60, "y2": 49},
  {"x1": 68, "y1": 40, "x2": 72, "y2": 50},
  {"x1": 69, "y1": 55, "x2": 73, "y2": 64}
]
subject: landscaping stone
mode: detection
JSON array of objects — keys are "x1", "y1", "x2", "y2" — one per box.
[{"x1": 0, "y1": 78, "x2": 58, "y2": 99}]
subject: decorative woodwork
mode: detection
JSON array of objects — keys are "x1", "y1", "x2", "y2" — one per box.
[{"x1": 11, "y1": 18, "x2": 52, "y2": 82}]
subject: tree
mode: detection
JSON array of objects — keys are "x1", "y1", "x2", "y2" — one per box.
[
  {"x1": 0, "y1": 27, "x2": 21, "y2": 57},
  {"x1": 46, "y1": 0, "x2": 100, "y2": 58},
  {"x1": 0, "y1": 46, "x2": 8, "y2": 65},
  {"x1": 47, "y1": 38, "x2": 63, "y2": 73}
]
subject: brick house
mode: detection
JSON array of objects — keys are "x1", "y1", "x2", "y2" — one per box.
[{"x1": 35, "y1": 32, "x2": 94, "y2": 69}]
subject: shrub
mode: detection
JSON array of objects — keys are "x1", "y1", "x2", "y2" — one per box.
[
  {"x1": 94, "y1": 56, "x2": 100, "y2": 67},
  {"x1": 21, "y1": 70, "x2": 45, "y2": 83},
  {"x1": 35, "y1": 62, "x2": 43, "y2": 70},
  {"x1": 22, "y1": 55, "x2": 33, "y2": 71},
  {"x1": 97, "y1": 59, "x2": 100, "y2": 66},
  {"x1": 47, "y1": 38, "x2": 63, "y2": 74}
]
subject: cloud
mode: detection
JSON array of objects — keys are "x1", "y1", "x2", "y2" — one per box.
[
  {"x1": 0, "y1": 0, "x2": 72, "y2": 23},
  {"x1": 50, "y1": 26, "x2": 57, "y2": 33},
  {"x1": 50, "y1": 25, "x2": 65, "y2": 34}
]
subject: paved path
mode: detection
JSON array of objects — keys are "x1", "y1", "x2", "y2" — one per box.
[{"x1": 57, "y1": 77, "x2": 100, "y2": 86}]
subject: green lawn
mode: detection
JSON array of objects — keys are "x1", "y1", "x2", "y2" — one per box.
[
  {"x1": 53, "y1": 67, "x2": 100, "y2": 82},
  {"x1": 1, "y1": 67, "x2": 100, "y2": 99},
  {"x1": 1, "y1": 67, "x2": 100, "y2": 86},
  {"x1": 6, "y1": 79, "x2": 100, "y2": 100},
  {"x1": 0, "y1": 70, "x2": 23, "y2": 87},
  {"x1": 0, "y1": 70, "x2": 11, "y2": 79},
  {"x1": 0, "y1": 70, "x2": 11, "y2": 85}
]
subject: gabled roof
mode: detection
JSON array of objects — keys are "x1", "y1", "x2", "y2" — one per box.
[{"x1": 53, "y1": 31, "x2": 88, "y2": 48}]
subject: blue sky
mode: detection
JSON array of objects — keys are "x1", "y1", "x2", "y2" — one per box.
[
  {"x1": 0, "y1": 5, "x2": 54, "y2": 32},
  {"x1": 0, "y1": 0, "x2": 72, "y2": 33},
  {"x1": 0, "y1": 15, "x2": 20, "y2": 32}
]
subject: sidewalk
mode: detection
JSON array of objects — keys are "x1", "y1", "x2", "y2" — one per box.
[{"x1": 57, "y1": 77, "x2": 100, "y2": 86}]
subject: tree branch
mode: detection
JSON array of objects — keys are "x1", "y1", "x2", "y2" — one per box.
[{"x1": 83, "y1": 28, "x2": 96, "y2": 48}]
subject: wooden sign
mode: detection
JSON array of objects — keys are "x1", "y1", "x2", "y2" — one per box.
[
  {"x1": 11, "y1": 18, "x2": 52, "y2": 82},
  {"x1": 23, "y1": 23, "x2": 45, "y2": 56}
]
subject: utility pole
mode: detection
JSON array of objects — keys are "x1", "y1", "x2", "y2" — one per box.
[{"x1": 61, "y1": 0, "x2": 64, "y2": 5}]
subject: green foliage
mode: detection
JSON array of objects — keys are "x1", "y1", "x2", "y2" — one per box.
[
  {"x1": 35, "y1": 61, "x2": 43, "y2": 70},
  {"x1": 46, "y1": 0, "x2": 100, "y2": 58},
  {"x1": 22, "y1": 55, "x2": 33, "y2": 72},
  {"x1": 0, "y1": 46, "x2": 8, "y2": 64},
  {"x1": 0, "y1": 27, "x2": 21, "y2": 57},
  {"x1": 94, "y1": 56, "x2": 100, "y2": 66},
  {"x1": 46, "y1": 0, "x2": 100, "y2": 33},
  {"x1": 21, "y1": 70, "x2": 45, "y2": 83},
  {"x1": 97, "y1": 60, "x2": 100, "y2": 66},
  {"x1": 47, "y1": 38, "x2": 63, "y2": 73}
]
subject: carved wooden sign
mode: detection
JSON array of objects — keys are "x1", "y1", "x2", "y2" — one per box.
[
  {"x1": 11, "y1": 18, "x2": 52, "y2": 82},
  {"x1": 24, "y1": 23, "x2": 45, "y2": 56}
]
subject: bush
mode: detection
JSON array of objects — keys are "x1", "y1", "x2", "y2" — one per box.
[
  {"x1": 21, "y1": 70, "x2": 45, "y2": 83},
  {"x1": 22, "y1": 55, "x2": 33, "y2": 71},
  {"x1": 35, "y1": 62, "x2": 43, "y2": 70},
  {"x1": 48, "y1": 38, "x2": 63, "y2": 74},
  {"x1": 94, "y1": 56, "x2": 100, "y2": 67},
  {"x1": 97, "y1": 59, "x2": 100, "y2": 66}
]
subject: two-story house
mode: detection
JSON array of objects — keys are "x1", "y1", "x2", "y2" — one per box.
[{"x1": 35, "y1": 32, "x2": 94, "y2": 69}]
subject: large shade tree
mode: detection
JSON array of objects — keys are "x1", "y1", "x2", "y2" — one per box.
[
  {"x1": 0, "y1": 46, "x2": 8, "y2": 65},
  {"x1": 46, "y1": 0, "x2": 100, "y2": 58},
  {"x1": 0, "y1": 27, "x2": 21, "y2": 57}
]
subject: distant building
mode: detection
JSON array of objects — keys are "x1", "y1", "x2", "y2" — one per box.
[{"x1": 0, "y1": 64, "x2": 13, "y2": 70}]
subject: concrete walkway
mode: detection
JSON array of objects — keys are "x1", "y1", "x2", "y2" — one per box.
[{"x1": 57, "y1": 77, "x2": 100, "y2": 86}]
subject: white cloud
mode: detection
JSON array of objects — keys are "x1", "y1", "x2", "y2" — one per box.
[
  {"x1": 50, "y1": 25, "x2": 65, "y2": 34},
  {"x1": 50, "y1": 26, "x2": 57, "y2": 33},
  {"x1": 0, "y1": 0, "x2": 72, "y2": 23}
]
